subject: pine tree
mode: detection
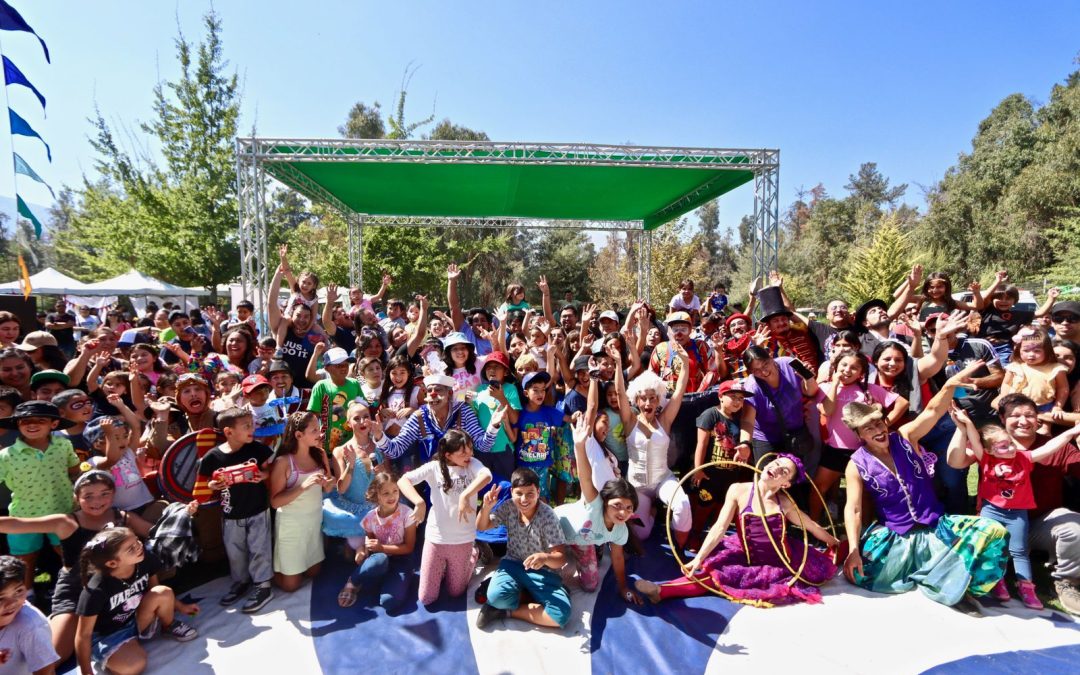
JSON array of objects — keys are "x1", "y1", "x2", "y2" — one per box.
[{"x1": 839, "y1": 215, "x2": 913, "y2": 306}]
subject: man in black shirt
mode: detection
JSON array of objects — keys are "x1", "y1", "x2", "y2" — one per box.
[{"x1": 45, "y1": 301, "x2": 76, "y2": 357}]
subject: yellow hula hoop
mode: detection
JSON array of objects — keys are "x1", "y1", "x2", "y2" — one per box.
[{"x1": 751, "y1": 453, "x2": 811, "y2": 587}]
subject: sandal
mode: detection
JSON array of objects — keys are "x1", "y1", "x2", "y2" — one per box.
[{"x1": 338, "y1": 585, "x2": 359, "y2": 608}]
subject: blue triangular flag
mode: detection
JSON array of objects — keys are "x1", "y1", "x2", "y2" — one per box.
[
  {"x1": 0, "y1": 1, "x2": 49, "y2": 63},
  {"x1": 8, "y1": 108, "x2": 49, "y2": 162},
  {"x1": 16, "y1": 194, "x2": 42, "y2": 238},
  {"x1": 13, "y1": 152, "x2": 53, "y2": 199},
  {"x1": 2, "y1": 56, "x2": 44, "y2": 112}
]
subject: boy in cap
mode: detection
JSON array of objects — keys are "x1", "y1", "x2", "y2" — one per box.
[
  {"x1": 29, "y1": 370, "x2": 69, "y2": 403},
  {"x1": 0, "y1": 401, "x2": 82, "y2": 587},
  {"x1": 307, "y1": 345, "x2": 361, "y2": 452}
]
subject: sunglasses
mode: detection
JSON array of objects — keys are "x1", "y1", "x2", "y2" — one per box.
[
  {"x1": 1053, "y1": 315, "x2": 1080, "y2": 324},
  {"x1": 67, "y1": 399, "x2": 92, "y2": 411}
]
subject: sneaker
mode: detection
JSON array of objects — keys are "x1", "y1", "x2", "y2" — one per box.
[
  {"x1": 1017, "y1": 580, "x2": 1044, "y2": 610},
  {"x1": 241, "y1": 585, "x2": 274, "y2": 614},
  {"x1": 475, "y1": 603, "x2": 506, "y2": 629},
  {"x1": 474, "y1": 577, "x2": 492, "y2": 605},
  {"x1": 1053, "y1": 579, "x2": 1080, "y2": 615},
  {"x1": 220, "y1": 581, "x2": 252, "y2": 606},
  {"x1": 990, "y1": 578, "x2": 1011, "y2": 602},
  {"x1": 165, "y1": 620, "x2": 198, "y2": 642}
]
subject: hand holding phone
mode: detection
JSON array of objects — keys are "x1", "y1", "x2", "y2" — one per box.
[{"x1": 790, "y1": 359, "x2": 815, "y2": 380}]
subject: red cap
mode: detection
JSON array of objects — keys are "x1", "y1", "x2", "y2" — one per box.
[
  {"x1": 924, "y1": 312, "x2": 949, "y2": 326},
  {"x1": 718, "y1": 378, "x2": 751, "y2": 396},
  {"x1": 241, "y1": 374, "x2": 271, "y2": 394},
  {"x1": 482, "y1": 351, "x2": 513, "y2": 382}
]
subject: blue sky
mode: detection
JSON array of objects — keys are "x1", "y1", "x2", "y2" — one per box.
[{"x1": 1, "y1": 1, "x2": 1078, "y2": 234}]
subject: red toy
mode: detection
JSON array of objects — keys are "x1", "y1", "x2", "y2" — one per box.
[{"x1": 212, "y1": 459, "x2": 261, "y2": 487}]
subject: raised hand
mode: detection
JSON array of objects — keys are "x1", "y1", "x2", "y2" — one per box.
[
  {"x1": 447, "y1": 263, "x2": 461, "y2": 280},
  {"x1": 582, "y1": 304, "x2": 598, "y2": 324},
  {"x1": 537, "y1": 275, "x2": 550, "y2": 295},
  {"x1": 935, "y1": 310, "x2": 970, "y2": 339},
  {"x1": 752, "y1": 324, "x2": 772, "y2": 347},
  {"x1": 672, "y1": 341, "x2": 690, "y2": 364},
  {"x1": 1048, "y1": 287, "x2": 1062, "y2": 301},
  {"x1": 909, "y1": 264, "x2": 924, "y2": 288},
  {"x1": 325, "y1": 283, "x2": 339, "y2": 304},
  {"x1": 768, "y1": 270, "x2": 784, "y2": 287},
  {"x1": 945, "y1": 359, "x2": 986, "y2": 390},
  {"x1": 571, "y1": 411, "x2": 590, "y2": 444},
  {"x1": 968, "y1": 280, "x2": 981, "y2": 293},
  {"x1": 482, "y1": 483, "x2": 501, "y2": 510},
  {"x1": 382, "y1": 272, "x2": 393, "y2": 288},
  {"x1": 995, "y1": 270, "x2": 1009, "y2": 284}
]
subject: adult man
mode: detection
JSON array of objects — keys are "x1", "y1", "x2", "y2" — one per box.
[
  {"x1": 44, "y1": 301, "x2": 76, "y2": 357},
  {"x1": 755, "y1": 286, "x2": 821, "y2": 370},
  {"x1": 952, "y1": 393, "x2": 1080, "y2": 614},
  {"x1": 446, "y1": 263, "x2": 493, "y2": 356},
  {"x1": 73, "y1": 305, "x2": 101, "y2": 340},
  {"x1": 925, "y1": 312, "x2": 1003, "y2": 426},
  {"x1": 321, "y1": 284, "x2": 357, "y2": 354},
  {"x1": 1051, "y1": 300, "x2": 1080, "y2": 342},
  {"x1": 649, "y1": 312, "x2": 714, "y2": 393},
  {"x1": 275, "y1": 304, "x2": 322, "y2": 388}
]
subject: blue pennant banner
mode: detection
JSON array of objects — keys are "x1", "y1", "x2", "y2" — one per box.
[
  {"x1": 13, "y1": 151, "x2": 53, "y2": 198},
  {"x1": 8, "y1": 107, "x2": 50, "y2": 161},
  {"x1": 0, "y1": 1, "x2": 49, "y2": 63},
  {"x1": 2, "y1": 56, "x2": 44, "y2": 112}
]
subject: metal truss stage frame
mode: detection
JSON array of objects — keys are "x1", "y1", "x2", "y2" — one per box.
[{"x1": 236, "y1": 138, "x2": 779, "y2": 313}]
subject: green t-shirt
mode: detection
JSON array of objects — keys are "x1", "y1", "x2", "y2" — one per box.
[
  {"x1": 307, "y1": 377, "x2": 362, "y2": 451},
  {"x1": 0, "y1": 436, "x2": 79, "y2": 517},
  {"x1": 159, "y1": 327, "x2": 177, "y2": 343},
  {"x1": 473, "y1": 382, "x2": 522, "y2": 454}
]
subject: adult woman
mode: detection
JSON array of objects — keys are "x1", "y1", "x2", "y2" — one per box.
[
  {"x1": 617, "y1": 343, "x2": 692, "y2": 546},
  {"x1": 738, "y1": 346, "x2": 819, "y2": 477},
  {"x1": 1050, "y1": 337, "x2": 1080, "y2": 411},
  {"x1": 841, "y1": 359, "x2": 1008, "y2": 610},
  {"x1": 221, "y1": 326, "x2": 258, "y2": 374},
  {"x1": 0, "y1": 311, "x2": 22, "y2": 349},
  {"x1": 0, "y1": 348, "x2": 34, "y2": 399}
]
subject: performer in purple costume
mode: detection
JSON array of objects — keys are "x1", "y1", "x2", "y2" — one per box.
[{"x1": 636, "y1": 454, "x2": 840, "y2": 607}]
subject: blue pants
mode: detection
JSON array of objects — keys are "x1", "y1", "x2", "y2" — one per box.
[
  {"x1": 486, "y1": 558, "x2": 571, "y2": 627},
  {"x1": 349, "y1": 553, "x2": 414, "y2": 611},
  {"x1": 981, "y1": 503, "x2": 1032, "y2": 580},
  {"x1": 921, "y1": 414, "x2": 969, "y2": 515}
]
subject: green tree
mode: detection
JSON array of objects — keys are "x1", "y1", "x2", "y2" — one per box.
[
  {"x1": 839, "y1": 215, "x2": 913, "y2": 307},
  {"x1": 339, "y1": 102, "x2": 386, "y2": 139},
  {"x1": 63, "y1": 12, "x2": 241, "y2": 299}
]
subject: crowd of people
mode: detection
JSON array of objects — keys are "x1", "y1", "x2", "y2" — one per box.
[{"x1": 0, "y1": 247, "x2": 1078, "y2": 673}]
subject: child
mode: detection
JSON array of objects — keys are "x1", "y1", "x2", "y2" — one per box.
[
  {"x1": 668, "y1": 279, "x2": 702, "y2": 325},
  {"x1": 0, "y1": 401, "x2": 82, "y2": 588},
  {"x1": 976, "y1": 273, "x2": 1032, "y2": 361},
  {"x1": 817, "y1": 329, "x2": 861, "y2": 383},
  {"x1": 397, "y1": 429, "x2": 492, "y2": 606},
  {"x1": 75, "y1": 527, "x2": 198, "y2": 675},
  {"x1": 993, "y1": 327, "x2": 1068, "y2": 430},
  {"x1": 0, "y1": 470, "x2": 154, "y2": 662},
  {"x1": 948, "y1": 409, "x2": 1080, "y2": 609},
  {"x1": 513, "y1": 372, "x2": 565, "y2": 502},
  {"x1": 86, "y1": 355, "x2": 134, "y2": 420},
  {"x1": 337, "y1": 472, "x2": 416, "y2": 611},
  {"x1": 129, "y1": 344, "x2": 167, "y2": 391},
  {"x1": 84, "y1": 414, "x2": 156, "y2": 516},
  {"x1": 635, "y1": 455, "x2": 839, "y2": 607},
  {"x1": 379, "y1": 355, "x2": 419, "y2": 440},
  {"x1": 707, "y1": 284, "x2": 729, "y2": 315},
  {"x1": 475, "y1": 468, "x2": 569, "y2": 629},
  {"x1": 210, "y1": 371, "x2": 243, "y2": 413},
  {"x1": 443, "y1": 333, "x2": 482, "y2": 403},
  {"x1": 354, "y1": 356, "x2": 384, "y2": 410},
  {"x1": 0, "y1": 556, "x2": 59, "y2": 673},
  {"x1": 248, "y1": 337, "x2": 278, "y2": 376},
  {"x1": 473, "y1": 351, "x2": 521, "y2": 483},
  {"x1": 52, "y1": 389, "x2": 94, "y2": 461},
  {"x1": 555, "y1": 414, "x2": 638, "y2": 601},
  {"x1": 195, "y1": 407, "x2": 275, "y2": 613},
  {"x1": 323, "y1": 401, "x2": 388, "y2": 552},
  {"x1": 240, "y1": 374, "x2": 283, "y2": 442},
  {"x1": 278, "y1": 244, "x2": 321, "y2": 317},
  {"x1": 813, "y1": 352, "x2": 905, "y2": 521},
  {"x1": 691, "y1": 379, "x2": 755, "y2": 544},
  {"x1": 498, "y1": 284, "x2": 530, "y2": 316},
  {"x1": 307, "y1": 346, "x2": 362, "y2": 453},
  {"x1": 269, "y1": 412, "x2": 334, "y2": 592}
]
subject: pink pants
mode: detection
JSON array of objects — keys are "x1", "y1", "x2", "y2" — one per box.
[
  {"x1": 657, "y1": 572, "x2": 711, "y2": 601},
  {"x1": 561, "y1": 544, "x2": 600, "y2": 592},
  {"x1": 417, "y1": 540, "x2": 477, "y2": 605}
]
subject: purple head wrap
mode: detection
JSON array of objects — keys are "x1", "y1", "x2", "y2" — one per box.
[{"x1": 776, "y1": 453, "x2": 807, "y2": 484}]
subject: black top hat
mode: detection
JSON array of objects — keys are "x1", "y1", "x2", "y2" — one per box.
[
  {"x1": 0, "y1": 400, "x2": 75, "y2": 430},
  {"x1": 853, "y1": 299, "x2": 889, "y2": 334},
  {"x1": 756, "y1": 286, "x2": 792, "y2": 323}
]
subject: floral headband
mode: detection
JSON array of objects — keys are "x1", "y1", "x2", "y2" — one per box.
[
  {"x1": 776, "y1": 453, "x2": 807, "y2": 484},
  {"x1": 1011, "y1": 327, "x2": 1038, "y2": 345}
]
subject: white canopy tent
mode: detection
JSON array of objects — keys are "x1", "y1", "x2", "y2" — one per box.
[
  {"x1": 0, "y1": 267, "x2": 92, "y2": 295},
  {"x1": 68, "y1": 269, "x2": 203, "y2": 313}
]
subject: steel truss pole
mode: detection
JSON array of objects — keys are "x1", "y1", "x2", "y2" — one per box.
[
  {"x1": 644, "y1": 230, "x2": 653, "y2": 302},
  {"x1": 751, "y1": 154, "x2": 780, "y2": 298},
  {"x1": 236, "y1": 138, "x2": 269, "y2": 330},
  {"x1": 347, "y1": 214, "x2": 363, "y2": 289}
]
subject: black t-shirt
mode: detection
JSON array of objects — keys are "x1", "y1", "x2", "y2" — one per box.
[
  {"x1": 46, "y1": 311, "x2": 76, "y2": 347},
  {"x1": 279, "y1": 330, "x2": 316, "y2": 388},
  {"x1": 331, "y1": 325, "x2": 356, "y2": 355},
  {"x1": 77, "y1": 550, "x2": 162, "y2": 636},
  {"x1": 979, "y1": 307, "x2": 1034, "y2": 342},
  {"x1": 695, "y1": 407, "x2": 742, "y2": 463},
  {"x1": 196, "y1": 442, "x2": 273, "y2": 519},
  {"x1": 930, "y1": 337, "x2": 1000, "y2": 422},
  {"x1": 161, "y1": 337, "x2": 194, "y2": 365}
]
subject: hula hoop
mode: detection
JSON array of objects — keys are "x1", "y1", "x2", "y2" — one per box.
[
  {"x1": 751, "y1": 453, "x2": 810, "y2": 587},
  {"x1": 665, "y1": 454, "x2": 834, "y2": 596}
]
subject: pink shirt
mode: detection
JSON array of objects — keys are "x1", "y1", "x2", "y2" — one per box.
[
  {"x1": 360, "y1": 503, "x2": 414, "y2": 546},
  {"x1": 817, "y1": 382, "x2": 898, "y2": 450}
]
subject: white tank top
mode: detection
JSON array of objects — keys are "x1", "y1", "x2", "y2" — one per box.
[{"x1": 626, "y1": 420, "x2": 672, "y2": 490}]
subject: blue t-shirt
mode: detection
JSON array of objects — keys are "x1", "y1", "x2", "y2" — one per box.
[
  {"x1": 559, "y1": 388, "x2": 588, "y2": 418},
  {"x1": 515, "y1": 406, "x2": 565, "y2": 468}
]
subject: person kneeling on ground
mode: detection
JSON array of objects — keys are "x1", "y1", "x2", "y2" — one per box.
[{"x1": 475, "y1": 468, "x2": 570, "y2": 629}]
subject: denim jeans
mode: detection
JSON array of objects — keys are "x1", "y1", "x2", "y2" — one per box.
[
  {"x1": 981, "y1": 502, "x2": 1032, "y2": 580},
  {"x1": 350, "y1": 553, "x2": 414, "y2": 611}
]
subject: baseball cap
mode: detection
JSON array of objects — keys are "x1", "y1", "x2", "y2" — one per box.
[
  {"x1": 522, "y1": 371, "x2": 552, "y2": 390},
  {"x1": 599, "y1": 311, "x2": 619, "y2": 323},
  {"x1": 718, "y1": 378, "x2": 750, "y2": 396},
  {"x1": 323, "y1": 347, "x2": 350, "y2": 366},
  {"x1": 241, "y1": 374, "x2": 272, "y2": 394},
  {"x1": 15, "y1": 331, "x2": 57, "y2": 351},
  {"x1": 664, "y1": 311, "x2": 693, "y2": 326}
]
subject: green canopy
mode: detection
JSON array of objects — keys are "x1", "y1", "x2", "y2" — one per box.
[{"x1": 256, "y1": 141, "x2": 765, "y2": 229}]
